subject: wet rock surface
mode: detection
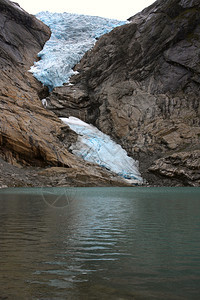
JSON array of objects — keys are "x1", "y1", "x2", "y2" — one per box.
[{"x1": 48, "y1": 0, "x2": 200, "y2": 186}]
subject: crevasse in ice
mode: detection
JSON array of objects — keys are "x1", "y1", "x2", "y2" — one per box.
[
  {"x1": 30, "y1": 12, "x2": 126, "y2": 91},
  {"x1": 61, "y1": 117, "x2": 143, "y2": 184}
]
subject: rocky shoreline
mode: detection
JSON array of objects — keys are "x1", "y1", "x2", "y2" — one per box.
[
  {"x1": 0, "y1": 157, "x2": 138, "y2": 189},
  {"x1": 0, "y1": 155, "x2": 190, "y2": 189}
]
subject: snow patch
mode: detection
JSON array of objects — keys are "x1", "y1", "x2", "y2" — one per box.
[
  {"x1": 41, "y1": 98, "x2": 47, "y2": 108},
  {"x1": 12, "y1": 2, "x2": 24, "y2": 12}
]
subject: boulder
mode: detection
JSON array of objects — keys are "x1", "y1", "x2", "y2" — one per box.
[{"x1": 149, "y1": 150, "x2": 200, "y2": 186}]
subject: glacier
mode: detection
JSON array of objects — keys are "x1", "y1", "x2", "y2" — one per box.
[
  {"x1": 61, "y1": 117, "x2": 143, "y2": 184},
  {"x1": 30, "y1": 11, "x2": 142, "y2": 184},
  {"x1": 31, "y1": 12, "x2": 126, "y2": 91}
]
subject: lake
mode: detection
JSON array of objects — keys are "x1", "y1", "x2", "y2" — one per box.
[{"x1": 0, "y1": 187, "x2": 200, "y2": 299}]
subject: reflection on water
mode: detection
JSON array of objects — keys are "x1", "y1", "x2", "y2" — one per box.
[{"x1": 0, "y1": 187, "x2": 200, "y2": 299}]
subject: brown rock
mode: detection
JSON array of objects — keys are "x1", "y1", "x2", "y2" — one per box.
[{"x1": 0, "y1": 0, "x2": 133, "y2": 187}]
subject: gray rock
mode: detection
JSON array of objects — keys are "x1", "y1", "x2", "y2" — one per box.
[
  {"x1": 149, "y1": 150, "x2": 200, "y2": 186},
  {"x1": 48, "y1": 0, "x2": 200, "y2": 186}
]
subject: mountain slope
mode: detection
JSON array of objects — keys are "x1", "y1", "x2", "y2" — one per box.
[
  {"x1": 48, "y1": 0, "x2": 200, "y2": 186},
  {"x1": 0, "y1": 0, "x2": 131, "y2": 187}
]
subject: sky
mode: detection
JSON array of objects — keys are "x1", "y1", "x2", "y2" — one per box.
[{"x1": 16, "y1": 0, "x2": 155, "y2": 20}]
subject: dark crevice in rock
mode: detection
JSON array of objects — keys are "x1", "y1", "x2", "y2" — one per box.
[{"x1": 37, "y1": 85, "x2": 50, "y2": 100}]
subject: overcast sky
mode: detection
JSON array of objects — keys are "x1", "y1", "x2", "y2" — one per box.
[{"x1": 16, "y1": 0, "x2": 155, "y2": 20}]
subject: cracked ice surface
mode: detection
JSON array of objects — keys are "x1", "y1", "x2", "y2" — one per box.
[
  {"x1": 61, "y1": 117, "x2": 143, "y2": 184},
  {"x1": 31, "y1": 12, "x2": 126, "y2": 91}
]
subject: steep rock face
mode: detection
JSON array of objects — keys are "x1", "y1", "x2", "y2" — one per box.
[
  {"x1": 0, "y1": 0, "x2": 75, "y2": 168},
  {"x1": 0, "y1": 0, "x2": 131, "y2": 187},
  {"x1": 48, "y1": 0, "x2": 200, "y2": 186}
]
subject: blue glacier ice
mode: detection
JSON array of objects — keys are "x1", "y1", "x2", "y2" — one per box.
[
  {"x1": 61, "y1": 117, "x2": 143, "y2": 184},
  {"x1": 30, "y1": 12, "x2": 126, "y2": 91}
]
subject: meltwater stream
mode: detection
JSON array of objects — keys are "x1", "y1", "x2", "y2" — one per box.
[{"x1": 0, "y1": 187, "x2": 200, "y2": 300}]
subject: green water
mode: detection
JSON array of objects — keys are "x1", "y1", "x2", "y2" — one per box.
[{"x1": 0, "y1": 187, "x2": 200, "y2": 299}]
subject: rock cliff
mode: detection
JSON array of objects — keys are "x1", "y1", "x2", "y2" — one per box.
[
  {"x1": 0, "y1": 0, "x2": 130, "y2": 187},
  {"x1": 48, "y1": 0, "x2": 200, "y2": 186}
]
